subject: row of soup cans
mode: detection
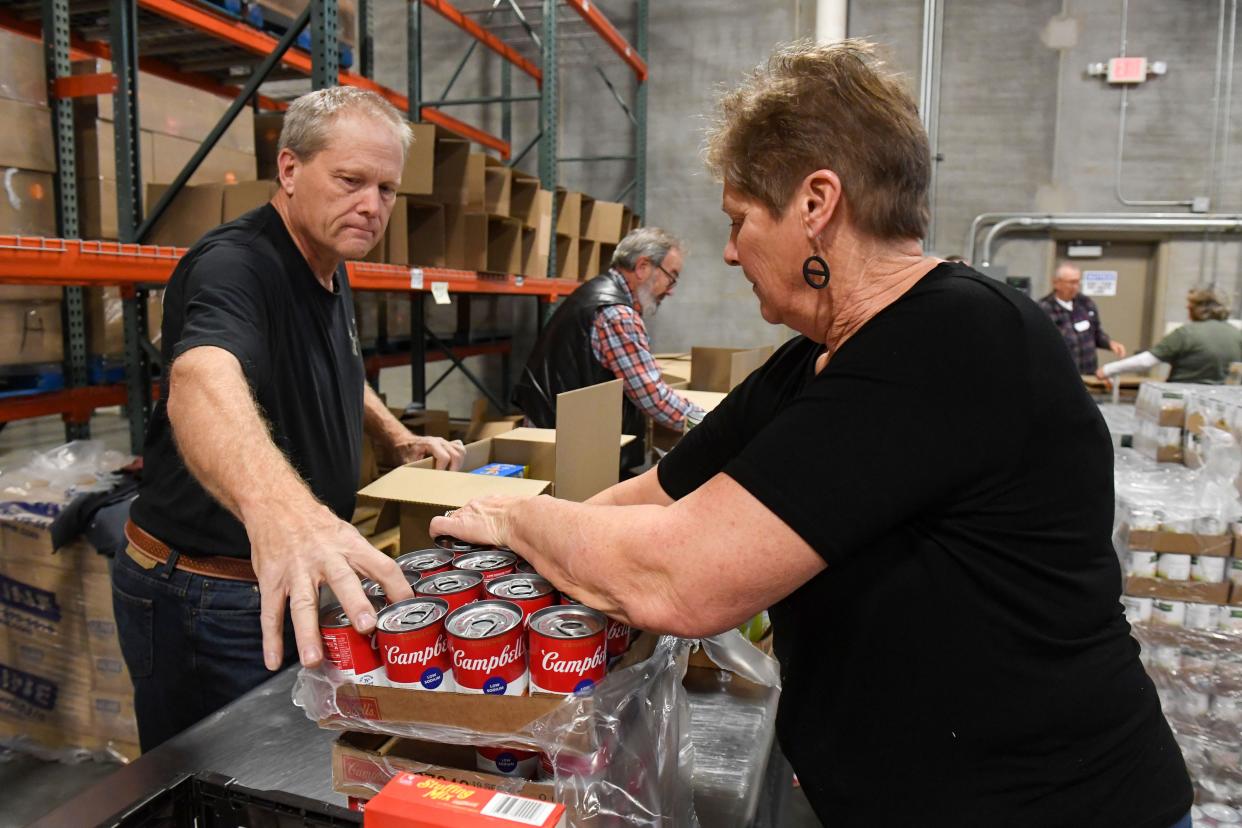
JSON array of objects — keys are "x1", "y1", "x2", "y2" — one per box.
[
  {"x1": 1124, "y1": 595, "x2": 1242, "y2": 631},
  {"x1": 320, "y1": 538, "x2": 631, "y2": 696},
  {"x1": 1126, "y1": 550, "x2": 1242, "y2": 585}
]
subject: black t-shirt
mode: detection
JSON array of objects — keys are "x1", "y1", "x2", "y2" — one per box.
[
  {"x1": 130, "y1": 204, "x2": 365, "y2": 559},
  {"x1": 659, "y1": 264, "x2": 1191, "y2": 827}
]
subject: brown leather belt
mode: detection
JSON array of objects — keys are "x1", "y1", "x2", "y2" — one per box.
[{"x1": 125, "y1": 519, "x2": 258, "y2": 582}]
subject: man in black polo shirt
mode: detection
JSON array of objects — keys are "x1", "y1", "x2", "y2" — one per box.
[{"x1": 116, "y1": 87, "x2": 464, "y2": 750}]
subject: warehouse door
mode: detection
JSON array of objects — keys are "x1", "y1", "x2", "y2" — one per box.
[{"x1": 1055, "y1": 241, "x2": 1158, "y2": 366}]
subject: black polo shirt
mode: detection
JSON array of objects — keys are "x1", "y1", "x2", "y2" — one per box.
[
  {"x1": 658, "y1": 263, "x2": 1191, "y2": 827},
  {"x1": 130, "y1": 204, "x2": 365, "y2": 559}
]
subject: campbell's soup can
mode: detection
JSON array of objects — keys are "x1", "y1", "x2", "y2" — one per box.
[
  {"x1": 395, "y1": 548, "x2": 455, "y2": 579},
  {"x1": 414, "y1": 569, "x2": 484, "y2": 614},
  {"x1": 1220, "y1": 605, "x2": 1242, "y2": 632},
  {"x1": 1151, "y1": 644, "x2": 1182, "y2": 671},
  {"x1": 1156, "y1": 553, "x2": 1192, "y2": 581},
  {"x1": 359, "y1": 572, "x2": 420, "y2": 604},
  {"x1": 605, "y1": 618, "x2": 631, "y2": 660},
  {"x1": 527, "y1": 605, "x2": 607, "y2": 696},
  {"x1": 1192, "y1": 555, "x2": 1228, "y2": 583},
  {"x1": 476, "y1": 746, "x2": 539, "y2": 779},
  {"x1": 1230, "y1": 558, "x2": 1242, "y2": 587},
  {"x1": 1211, "y1": 693, "x2": 1242, "y2": 724},
  {"x1": 434, "y1": 535, "x2": 492, "y2": 557},
  {"x1": 485, "y1": 573, "x2": 557, "y2": 623},
  {"x1": 1185, "y1": 602, "x2": 1220, "y2": 631},
  {"x1": 455, "y1": 550, "x2": 518, "y2": 582},
  {"x1": 515, "y1": 557, "x2": 538, "y2": 574},
  {"x1": 1128, "y1": 550, "x2": 1159, "y2": 578},
  {"x1": 1121, "y1": 595, "x2": 1153, "y2": 624},
  {"x1": 376, "y1": 597, "x2": 455, "y2": 692},
  {"x1": 445, "y1": 600, "x2": 528, "y2": 695},
  {"x1": 319, "y1": 598, "x2": 385, "y2": 684},
  {"x1": 1152, "y1": 598, "x2": 1187, "y2": 627}
]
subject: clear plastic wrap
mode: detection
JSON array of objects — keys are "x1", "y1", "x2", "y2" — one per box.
[
  {"x1": 0, "y1": 440, "x2": 129, "y2": 527},
  {"x1": 295, "y1": 634, "x2": 702, "y2": 827}
]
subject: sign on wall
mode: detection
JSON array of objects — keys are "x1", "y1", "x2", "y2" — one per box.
[{"x1": 1082, "y1": 270, "x2": 1119, "y2": 297}]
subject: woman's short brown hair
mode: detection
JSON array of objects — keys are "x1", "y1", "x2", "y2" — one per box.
[
  {"x1": 705, "y1": 39, "x2": 929, "y2": 241},
  {"x1": 1188, "y1": 288, "x2": 1231, "y2": 321}
]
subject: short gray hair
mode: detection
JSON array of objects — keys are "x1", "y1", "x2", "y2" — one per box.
[
  {"x1": 278, "y1": 87, "x2": 413, "y2": 161},
  {"x1": 610, "y1": 226, "x2": 683, "y2": 271}
]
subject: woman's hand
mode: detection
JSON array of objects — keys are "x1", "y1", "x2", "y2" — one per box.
[{"x1": 429, "y1": 495, "x2": 526, "y2": 548}]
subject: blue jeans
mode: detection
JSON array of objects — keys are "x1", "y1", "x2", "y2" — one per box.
[
  {"x1": 111, "y1": 545, "x2": 296, "y2": 751},
  {"x1": 1169, "y1": 812, "x2": 1192, "y2": 828}
]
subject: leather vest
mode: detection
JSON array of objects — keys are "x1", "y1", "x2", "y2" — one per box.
[{"x1": 513, "y1": 272, "x2": 646, "y2": 471}]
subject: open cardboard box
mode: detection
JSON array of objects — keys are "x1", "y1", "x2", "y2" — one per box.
[
  {"x1": 360, "y1": 381, "x2": 632, "y2": 551},
  {"x1": 690, "y1": 345, "x2": 773, "y2": 392}
]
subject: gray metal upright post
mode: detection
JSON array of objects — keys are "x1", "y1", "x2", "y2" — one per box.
[
  {"x1": 312, "y1": 0, "x2": 340, "y2": 90},
  {"x1": 359, "y1": 0, "x2": 375, "y2": 77},
  {"x1": 501, "y1": 59, "x2": 512, "y2": 148},
  {"x1": 43, "y1": 0, "x2": 89, "y2": 440},
  {"x1": 111, "y1": 0, "x2": 150, "y2": 454},
  {"x1": 539, "y1": 0, "x2": 558, "y2": 276},
  {"x1": 409, "y1": 0, "x2": 423, "y2": 121},
  {"x1": 635, "y1": 0, "x2": 647, "y2": 222}
]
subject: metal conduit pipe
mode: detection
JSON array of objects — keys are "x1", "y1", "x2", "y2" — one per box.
[
  {"x1": 965, "y1": 211, "x2": 1218, "y2": 263},
  {"x1": 977, "y1": 214, "x2": 1242, "y2": 269}
]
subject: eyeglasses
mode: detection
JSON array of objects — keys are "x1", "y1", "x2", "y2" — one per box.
[{"x1": 655, "y1": 262, "x2": 680, "y2": 289}]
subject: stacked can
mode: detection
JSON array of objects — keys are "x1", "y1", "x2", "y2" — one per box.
[
  {"x1": 414, "y1": 570, "x2": 484, "y2": 613},
  {"x1": 455, "y1": 550, "x2": 518, "y2": 582},
  {"x1": 446, "y1": 600, "x2": 529, "y2": 695},
  {"x1": 376, "y1": 597, "x2": 455, "y2": 692},
  {"x1": 319, "y1": 596, "x2": 386, "y2": 684},
  {"x1": 434, "y1": 535, "x2": 492, "y2": 557},
  {"x1": 1121, "y1": 595, "x2": 1153, "y2": 624},
  {"x1": 485, "y1": 573, "x2": 558, "y2": 624},
  {"x1": 527, "y1": 605, "x2": 608, "y2": 696},
  {"x1": 1156, "y1": 553, "x2": 1192, "y2": 581},
  {"x1": 476, "y1": 746, "x2": 540, "y2": 779},
  {"x1": 359, "y1": 572, "x2": 421, "y2": 604},
  {"x1": 395, "y1": 548, "x2": 455, "y2": 579}
]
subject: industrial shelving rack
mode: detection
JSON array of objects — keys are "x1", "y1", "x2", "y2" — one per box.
[{"x1": 0, "y1": 0, "x2": 648, "y2": 452}]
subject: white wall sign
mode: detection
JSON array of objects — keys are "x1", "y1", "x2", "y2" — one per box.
[{"x1": 1082, "y1": 270, "x2": 1118, "y2": 297}]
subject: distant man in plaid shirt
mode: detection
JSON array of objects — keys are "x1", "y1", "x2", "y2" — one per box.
[
  {"x1": 1038, "y1": 262, "x2": 1127, "y2": 374},
  {"x1": 514, "y1": 227, "x2": 704, "y2": 472}
]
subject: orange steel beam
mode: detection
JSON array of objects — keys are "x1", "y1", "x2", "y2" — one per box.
[
  {"x1": 0, "y1": 236, "x2": 578, "y2": 298},
  {"x1": 562, "y1": 0, "x2": 647, "y2": 81},
  {"x1": 0, "y1": 384, "x2": 160, "y2": 424},
  {"x1": 0, "y1": 8, "x2": 286, "y2": 111},
  {"x1": 422, "y1": 0, "x2": 541, "y2": 84},
  {"x1": 136, "y1": 0, "x2": 507, "y2": 153},
  {"x1": 51, "y1": 73, "x2": 118, "y2": 98}
]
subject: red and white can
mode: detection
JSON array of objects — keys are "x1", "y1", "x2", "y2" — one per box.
[
  {"x1": 605, "y1": 618, "x2": 631, "y2": 660},
  {"x1": 527, "y1": 605, "x2": 607, "y2": 696},
  {"x1": 376, "y1": 597, "x2": 455, "y2": 692},
  {"x1": 514, "y1": 558, "x2": 538, "y2": 574},
  {"x1": 445, "y1": 600, "x2": 528, "y2": 696},
  {"x1": 537, "y1": 745, "x2": 611, "y2": 782},
  {"x1": 414, "y1": 569, "x2": 484, "y2": 614},
  {"x1": 434, "y1": 535, "x2": 492, "y2": 557},
  {"x1": 454, "y1": 550, "x2": 518, "y2": 582},
  {"x1": 319, "y1": 597, "x2": 386, "y2": 685},
  {"x1": 485, "y1": 573, "x2": 557, "y2": 623},
  {"x1": 394, "y1": 548, "x2": 455, "y2": 579},
  {"x1": 476, "y1": 745, "x2": 539, "y2": 779},
  {"x1": 359, "y1": 572, "x2": 420, "y2": 604}
]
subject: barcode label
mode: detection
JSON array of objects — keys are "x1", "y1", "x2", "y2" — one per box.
[{"x1": 479, "y1": 792, "x2": 556, "y2": 825}]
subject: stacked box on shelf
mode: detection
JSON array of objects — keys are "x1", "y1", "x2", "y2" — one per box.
[{"x1": 0, "y1": 521, "x2": 139, "y2": 760}]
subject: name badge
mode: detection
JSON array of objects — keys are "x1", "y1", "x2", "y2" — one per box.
[{"x1": 1074, "y1": 319, "x2": 1091, "y2": 333}]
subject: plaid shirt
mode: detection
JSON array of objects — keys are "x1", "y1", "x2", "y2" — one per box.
[
  {"x1": 590, "y1": 271, "x2": 705, "y2": 430},
  {"x1": 1038, "y1": 293, "x2": 1113, "y2": 374}
]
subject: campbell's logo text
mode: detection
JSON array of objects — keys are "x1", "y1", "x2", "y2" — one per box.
[
  {"x1": 453, "y1": 638, "x2": 525, "y2": 674},
  {"x1": 606, "y1": 621, "x2": 628, "y2": 641},
  {"x1": 384, "y1": 636, "x2": 448, "y2": 667},
  {"x1": 541, "y1": 646, "x2": 606, "y2": 674}
]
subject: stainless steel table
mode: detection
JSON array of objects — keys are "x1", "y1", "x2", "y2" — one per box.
[{"x1": 33, "y1": 666, "x2": 786, "y2": 827}]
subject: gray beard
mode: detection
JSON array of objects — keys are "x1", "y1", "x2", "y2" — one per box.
[{"x1": 635, "y1": 282, "x2": 660, "y2": 320}]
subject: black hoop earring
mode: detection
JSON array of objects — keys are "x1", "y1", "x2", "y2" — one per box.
[{"x1": 802, "y1": 255, "x2": 830, "y2": 289}]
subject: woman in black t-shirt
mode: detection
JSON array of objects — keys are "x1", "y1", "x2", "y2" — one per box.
[{"x1": 432, "y1": 40, "x2": 1192, "y2": 827}]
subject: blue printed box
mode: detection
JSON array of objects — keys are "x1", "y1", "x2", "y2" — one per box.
[{"x1": 469, "y1": 463, "x2": 526, "y2": 478}]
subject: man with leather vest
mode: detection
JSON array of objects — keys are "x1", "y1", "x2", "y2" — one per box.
[{"x1": 514, "y1": 227, "x2": 703, "y2": 473}]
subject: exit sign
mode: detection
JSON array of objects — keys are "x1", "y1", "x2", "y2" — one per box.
[{"x1": 1108, "y1": 57, "x2": 1148, "y2": 83}]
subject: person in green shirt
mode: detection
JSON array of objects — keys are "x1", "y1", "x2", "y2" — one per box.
[{"x1": 1098, "y1": 288, "x2": 1242, "y2": 384}]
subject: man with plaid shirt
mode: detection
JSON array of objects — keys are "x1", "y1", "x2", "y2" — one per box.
[
  {"x1": 514, "y1": 227, "x2": 703, "y2": 472},
  {"x1": 1039, "y1": 262, "x2": 1127, "y2": 374}
]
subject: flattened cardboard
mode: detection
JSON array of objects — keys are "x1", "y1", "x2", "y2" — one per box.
[
  {"x1": 1128, "y1": 529, "x2": 1233, "y2": 557},
  {"x1": 1125, "y1": 576, "x2": 1231, "y2": 604},
  {"x1": 680, "y1": 389, "x2": 726, "y2": 413},
  {"x1": 553, "y1": 379, "x2": 623, "y2": 502},
  {"x1": 555, "y1": 189, "x2": 581, "y2": 237}
]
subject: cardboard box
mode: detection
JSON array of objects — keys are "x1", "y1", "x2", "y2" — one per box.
[
  {"x1": 464, "y1": 153, "x2": 487, "y2": 212},
  {"x1": 577, "y1": 193, "x2": 595, "y2": 238},
  {"x1": 431, "y1": 129, "x2": 470, "y2": 204},
  {"x1": 1128, "y1": 529, "x2": 1233, "y2": 557},
  {"x1": 0, "y1": 286, "x2": 61, "y2": 302},
  {"x1": 483, "y1": 158, "x2": 511, "y2": 216},
  {"x1": 356, "y1": 292, "x2": 381, "y2": 345},
  {"x1": 332, "y1": 733, "x2": 556, "y2": 806},
  {"x1": 0, "y1": 170, "x2": 56, "y2": 237},
  {"x1": 150, "y1": 132, "x2": 257, "y2": 186},
  {"x1": 521, "y1": 190, "x2": 553, "y2": 278},
  {"x1": 600, "y1": 242, "x2": 616, "y2": 272},
  {"x1": 0, "y1": 99, "x2": 55, "y2": 172},
  {"x1": 689, "y1": 345, "x2": 774, "y2": 392},
  {"x1": 398, "y1": 123, "x2": 437, "y2": 197},
  {"x1": 1125, "y1": 576, "x2": 1231, "y2": 604},
  {"x1": 555, "y1": 234, "x2": 578, "y2": 281},
  {"x1": 383, "y1": 292, "x2": 412, "y2": 340},
  {"x1": 86, "y1": 287, "x2": 164, "y2": 357},
  {"x1": 583, "y1": 200, "x2": 626, "y2": 244},
  {"x1": 0, "y1": 28, "x2": 47, "y2": 106},
  {"x1": 487, "y1": 215, "x2": 524, "y2": 274},
  {"x1": 76, "y1": 125, "x2": 155, "y2": 182},
  {"x1": 555, "y1": 189, "x2": 581, "y2": 237},
  {"x1": 0, "y1": 301, "x2": 62, "y2": 365},
  {"x1": 577, "y1": 240, "x2": 601, "y2": 282},
  {"x1": 144, "y1": 181, "x2": 277, "y2": 247},
  {"x1": 367, "y1": 196, "x2": 409, "y2": 265},
  {"x1": 255, "y1": 112, "x2": 283, "y2": 180},
  {"x1": 444, "y1": 206, "x2": 488, "y2": 271},
  {"x1": 362, "y1": 381, "x2": 626, "y2": 550},
  {"x1": 362, "y1": 772, "x2": 566, "y2": 828},
  {"x1": 408, "y1": 201, "x2": 446, "y2": 267},
  {"x1": 509, "y1": 172, "x2": 541, "y2": 228}
]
